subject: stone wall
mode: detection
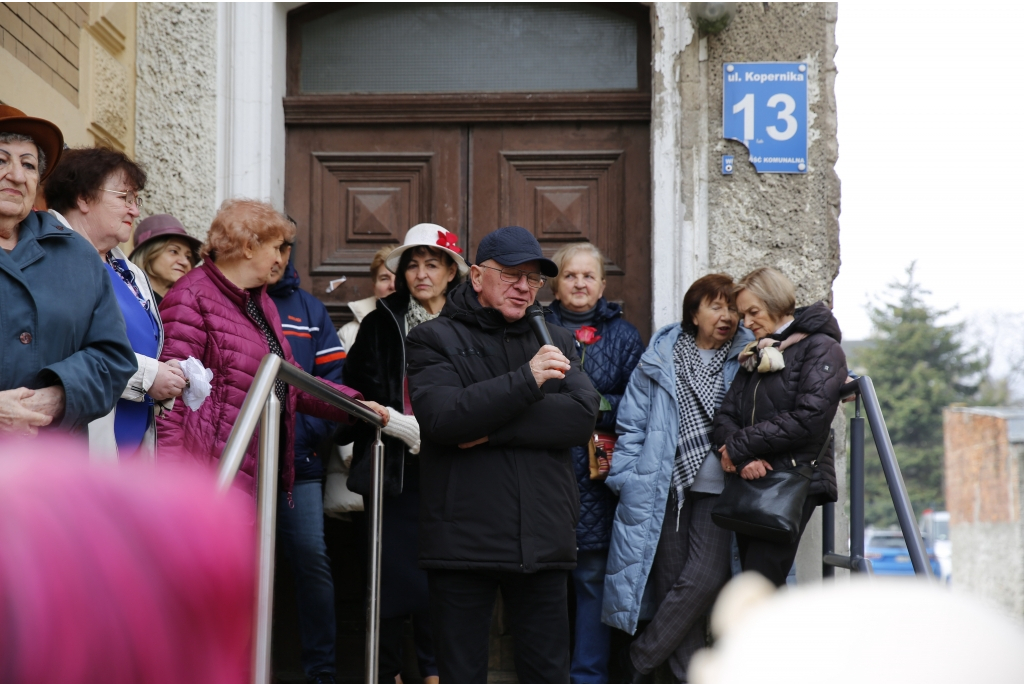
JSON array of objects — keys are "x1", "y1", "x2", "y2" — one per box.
[
  {"x1": 135, "y1": 2, "x2": 218, "y2": 241},
  {"x1": 944, "y1": 408, "x2": 1024, "y2": 617},
  {"x1": 702, "y1": 2, "x2": 840, "y2": 305},
  {"x1": 668, "y1": 2, "x2": 843, "y2": 581}
]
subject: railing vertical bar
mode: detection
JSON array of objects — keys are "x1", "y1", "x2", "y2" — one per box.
[
  {"x1": 850, "y1": 414, "x2": 866, "y2": 564},
  {"x1": 217, "y1": 355, "x2": 282, "y2": 492},
  {"x1": 365, "y1": 428, "x2": 385, "y2": 684},
  {"x1": 253, "y1": 393, "x2": 281, "y2": 683},
  {"x1": 857, "y1": 377, "x2": 933, "y2": 577},
  {"x1": 822, "y1": 501, "x2": 835, "y2": 578}
]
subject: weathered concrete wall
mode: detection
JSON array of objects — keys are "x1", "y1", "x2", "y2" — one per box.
[
  {"x1": 669, "y1": 2, "x2": 842, "y2": 582},
  {"x1": 135, "y1": 2, "x2": 218, "y2": 242},
  {"x1": 701, "y1": 2, "x2": 840, "y2": 306},
  {"x1": 944, "y1": 408, "x2": 1024, "y2": 617}
]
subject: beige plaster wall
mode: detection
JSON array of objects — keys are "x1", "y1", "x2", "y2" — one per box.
[{"x1": 0, "y1": 3, "x2": 138, "y2": 159}]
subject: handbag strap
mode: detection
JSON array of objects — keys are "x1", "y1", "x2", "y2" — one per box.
[{"x1": 811, "y1": 429, "x2": 833, "y2": 467}]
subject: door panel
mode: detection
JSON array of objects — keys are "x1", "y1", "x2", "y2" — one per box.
[
  {"x1": 470, "y1": 123, "x2": 651, "y2": 338},
  {"x1": 287, "y1": 122, "x2": 651, "y2": 339},
  {"x1": 285, "y1": 126, "x2": 466, "y2": 321}
]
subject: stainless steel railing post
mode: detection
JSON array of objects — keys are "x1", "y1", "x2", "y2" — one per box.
[
  {"x1": 253, "y1": 392, "x2": 281, "y2": 684},
  {"x1": 365, "y1": 427, "x2": 385, "y2": 684},
  {"x1": 215, "y1": 355, "x2": 386, "y2": 683},
  {"x1": 217, "y1": 355, "x2": 282, "y2": 492}
]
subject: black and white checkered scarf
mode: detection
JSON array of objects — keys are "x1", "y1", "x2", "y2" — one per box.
[{"x1": 671, "y1": 331, "x2": 729, "y2": 512}]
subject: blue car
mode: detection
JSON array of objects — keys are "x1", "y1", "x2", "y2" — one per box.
[{"x1": 865, "y1": 530, "x2": 942, "y2": 576}]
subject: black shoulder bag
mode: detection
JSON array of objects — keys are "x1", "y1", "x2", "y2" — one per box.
[{"x1": 711, "y1": 433, "x2": 831, "y2": 545}]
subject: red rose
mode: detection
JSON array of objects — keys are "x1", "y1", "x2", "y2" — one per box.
[{"x1": 575, "y1": 326, "x2": 601, "y2": 346}]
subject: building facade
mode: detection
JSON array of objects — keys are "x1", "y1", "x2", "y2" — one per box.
[
  {"x1": 1, "y1": 2, "x2": 137, "y2": 153},
  {"x1": 2, "y1": 0, "x2": 843, "y2": 676},
  {"x1": 3, "y1": 2, "x2": 841, "y2": 334}
]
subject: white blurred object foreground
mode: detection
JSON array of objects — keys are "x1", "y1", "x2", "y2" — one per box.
[{"x1": 690, "y1": 572, "x2": 1024, "y2": 684}]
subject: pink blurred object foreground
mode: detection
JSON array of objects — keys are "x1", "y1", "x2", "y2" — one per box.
[{"x1": 0, "y1": 437, "x2": 255, "y2": 683}]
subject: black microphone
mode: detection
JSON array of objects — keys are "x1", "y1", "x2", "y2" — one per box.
[{"x1": 525, "y1": 304, "x2": 555, "y2": 348}]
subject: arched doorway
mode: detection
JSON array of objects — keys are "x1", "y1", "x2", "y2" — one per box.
[{"x1": 284, "y1": 2, "x2": 652, "y2": 339}]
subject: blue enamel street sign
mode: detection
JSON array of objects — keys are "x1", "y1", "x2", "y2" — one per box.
[{"x1": 723, "y1": 62, "x2": 808, "y2": 174}]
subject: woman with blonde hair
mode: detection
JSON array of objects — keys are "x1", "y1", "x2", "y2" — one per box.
[
  {"x1": 156, "y1": 199, "x2": 389, "y2": 500},
  {"x1": 129, "y1": 214, "x2": 201, "y2": 306},
  {"x1": 713, "y1": 267, "x2": 847, "y2": 586}
]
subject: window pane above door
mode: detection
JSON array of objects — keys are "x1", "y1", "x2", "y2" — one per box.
[{"x1": 300, "y1": 3, "x2": 638, "y2": 94}]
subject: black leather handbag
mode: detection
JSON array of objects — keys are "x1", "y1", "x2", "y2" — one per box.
[{"x1": 711, "y1": 435, "x2": 831, "y2": 544}]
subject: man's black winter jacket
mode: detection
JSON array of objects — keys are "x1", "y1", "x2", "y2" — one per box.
[
  {"x1": 713, "y1": 301, "x2": 847, "y2": 502},
  {"x1": 406, "y1": 282, "x2": 602, "y2": 572}
]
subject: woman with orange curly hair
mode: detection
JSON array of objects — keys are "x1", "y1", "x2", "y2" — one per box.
[{"x1": 156, "y1": 199, "x2": 389, "y2": 501}]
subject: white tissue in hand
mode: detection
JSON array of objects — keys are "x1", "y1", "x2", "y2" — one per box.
[{"x1": 180, "y1": 356, "x2": 214, "y2": 411}]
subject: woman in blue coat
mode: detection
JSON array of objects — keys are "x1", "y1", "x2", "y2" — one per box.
[
  {"x1": 545, "y1": 242, "x2": 644, "y2": 684},
  {"x1": 602, "y1": 274, "x2": 752, "y2": 683},
  {"x1": 0, "y1": 106, "x2": 136, "y2": 435}
]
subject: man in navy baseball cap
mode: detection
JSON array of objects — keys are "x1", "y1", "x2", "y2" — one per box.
[
  {"x1": 470, "y1": 225, "x2": 557, "y2": 323},
  {"x1": 404, "y1": 224, "x2": 600, "y2": 682},
  {"x1": 474, "y1": 225, "x2": 558, "y2": 278}
]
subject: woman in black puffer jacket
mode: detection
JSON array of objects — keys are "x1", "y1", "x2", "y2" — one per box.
[
  {"x1": 545, "y1": 242, "x2": 643, "y2": 683},
  {"x1": 341, "y1": 223, "x2": 468, "y2": 684},
  {"x1": 713, "y1": 267, "x2": 847, "y2": 587}
]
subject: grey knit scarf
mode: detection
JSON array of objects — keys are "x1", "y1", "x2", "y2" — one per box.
[
  {"x1": 405, "y1": 297, "x2": 439, "y2": 334},
  {"x1": 671, "y1": 331, "x2": 729, "y2": 512}
]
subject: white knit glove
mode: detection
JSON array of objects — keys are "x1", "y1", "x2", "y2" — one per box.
[{"x1": 382, "y1": 409, "x2": 421, "y2": 454}]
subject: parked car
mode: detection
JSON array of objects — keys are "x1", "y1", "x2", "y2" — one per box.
[
  {"x1": 865, "y1": 529, "x2": 942, "y2": 577},
  {"x1": 920, "y1": 510, "x2": 952, "y2": 584}
]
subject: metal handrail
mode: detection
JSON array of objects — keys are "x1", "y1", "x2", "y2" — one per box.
[
  {"x1": 217, "y1": 354, "x2": 386, "y2": 684},
  {"x1": 822, "y1": 375, "x2": 934, "y2": 578}
]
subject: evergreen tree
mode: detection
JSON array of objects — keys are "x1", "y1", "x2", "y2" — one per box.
[{"x1": 850, "y1": 264, "x2": 984, "y2": 526}]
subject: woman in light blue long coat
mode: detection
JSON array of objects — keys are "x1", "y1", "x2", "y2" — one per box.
[{"x1": 602, "y1": 275, "x2": 752, "y2": 682}]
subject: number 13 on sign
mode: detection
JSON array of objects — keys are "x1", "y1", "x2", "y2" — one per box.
[
  {"x1": 732, "y1": 93, "x2": 798, "y2": 142},
  {"x1": 723, "y1": 62, "x2": 808, "y2": 174}
]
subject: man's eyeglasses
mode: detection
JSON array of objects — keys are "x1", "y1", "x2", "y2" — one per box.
[
  {"x1": 478, "y1": 264, "x2": 547, "y2": 289},
  {"x1": 101, "y1": 188, "x2": 143, "y2": 209}
]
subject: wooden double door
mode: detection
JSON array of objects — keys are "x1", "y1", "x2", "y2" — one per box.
[{"x1": 285, "y1": 121, "x2": 652, "y2": 339}]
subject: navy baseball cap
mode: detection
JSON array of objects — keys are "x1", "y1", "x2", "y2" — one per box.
[{"x1": 474, "y1": 226, "x2": 558, "y2": 277}]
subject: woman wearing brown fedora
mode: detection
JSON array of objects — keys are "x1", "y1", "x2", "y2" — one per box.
[{"x1": 0, "y1": 105, "x2": 136, "y2": 437}]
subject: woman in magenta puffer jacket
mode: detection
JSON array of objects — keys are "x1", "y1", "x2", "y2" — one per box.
[{"x1": 156, "y1": 200, "x2": 388, "y2": 500}]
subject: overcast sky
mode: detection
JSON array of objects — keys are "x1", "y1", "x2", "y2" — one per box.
[{"x1": 831, "y1": 2, "x2": 1024, "y2": 365}]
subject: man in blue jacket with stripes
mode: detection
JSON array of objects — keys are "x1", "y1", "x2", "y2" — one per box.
[{"x1": 268, "y1": 251, "x2": 347, "y2": 683}]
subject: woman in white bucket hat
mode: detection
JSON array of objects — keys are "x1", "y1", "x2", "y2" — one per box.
[{"x1": 340, "y1": 223, "x2": 467, "y2": 683}]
